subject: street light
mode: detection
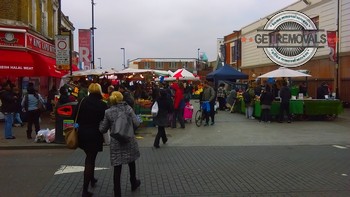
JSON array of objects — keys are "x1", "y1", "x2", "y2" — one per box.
[
  {"x1": 98, "y1": 57, "x2": 102, "y2": 69},
  {"x1": 121, "y1": 48, "x2": 126, "y2": 68},
  {"x1": 197, "y1": 48, "x2": 200, "y2": 72},
  {"x1": 91, "y1": 0, "x2": 96, "y2": 69}
]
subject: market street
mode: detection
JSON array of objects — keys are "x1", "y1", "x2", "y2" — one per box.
[{"x1": 1, "y1": 106, "x2": 349, "y2": 196}]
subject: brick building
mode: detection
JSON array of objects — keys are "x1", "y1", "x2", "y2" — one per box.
[
  {"x1": 0, "y1": 0, "x2": 75, "y2": 97},
  {"x1": 223, "y1": 0, "x2": 350, "y2": 102}
]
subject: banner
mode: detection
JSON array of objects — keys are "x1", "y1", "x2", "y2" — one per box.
[
  {"x1": 78, "y1": 29, "x2": 91, "y2": 70},
  {"x1": 327, "y1": 31, "x2": 337, "y2": 62}
]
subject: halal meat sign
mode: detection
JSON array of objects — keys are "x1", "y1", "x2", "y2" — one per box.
[{"x1": 55, "y1": 35, "x2": 70, "y2": 70}]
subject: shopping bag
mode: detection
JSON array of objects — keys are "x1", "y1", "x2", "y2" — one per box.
[
  {"x1": 151, "y1": 101, "x2": 159, "y2": 117},
  {"x1": 63, "y1": 127, "x2": 78, "y2": 149}
]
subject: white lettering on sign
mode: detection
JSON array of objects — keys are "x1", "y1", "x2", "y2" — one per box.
[
  {"x1": 27, "y1": 34, "x2": 56, "y2": 56},
  {"x1": 0, "y1": 65, "x2": 33, "y2": 70}
]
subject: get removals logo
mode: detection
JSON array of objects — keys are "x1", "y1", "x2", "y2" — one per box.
[{"x1": 253, "y1": 11, "x2": 327, "y2": 67}]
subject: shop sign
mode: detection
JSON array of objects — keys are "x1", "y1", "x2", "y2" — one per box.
[
  {"x1": 0, "y1": 31, "x2": 25, "y2": 48},
  {"x1": 27, "y1": 33, "x2": 56, "y2": 58},
  {"x1": 252, "y1": 11, "x2": 327, "y2": 67}
]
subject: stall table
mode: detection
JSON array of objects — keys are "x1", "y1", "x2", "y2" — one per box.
[
  {"x1": 254, "y1": 100, "x2": 304, "y2": 118},
  {"x1": 239, "y1": 99, "x2": 344, "y2": 120},
  {"x1": 303, "y1": 99, "x2": 343, "y2": 116}
]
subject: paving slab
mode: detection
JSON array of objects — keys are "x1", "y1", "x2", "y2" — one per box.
[{"x1": 38, "y1": 146, "x2": 350, "y2": 197}]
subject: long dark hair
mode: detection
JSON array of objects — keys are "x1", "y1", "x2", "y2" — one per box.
[{"x1": 27, "y1": 86, "x2": 36, "y2": 94}]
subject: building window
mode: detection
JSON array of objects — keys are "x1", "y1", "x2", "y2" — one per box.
[
  {"x1": 31, "y1": 0, "x2": 37, "y2": 29},
  {"x1": 231, "y1": 45, "x2": 236, "y2": 62},
  {"x1": 303, "y1": 16, "x2": 319, "y2": 48},
  {"x1": 312, "y1": 16, "x2": 319, "y2": 28},
  {"x1": 41, "y1": 0, "x2": 48, "y2": 36},
  {"x1": 170, "y1": 62, "x2": 176, "y2": 69},
  {"x1": 144, "y1": 62, "x2": 150, "y2": 69},
  {"x1": 156, "y1": 62, "x2": 163, "y2": 69}
]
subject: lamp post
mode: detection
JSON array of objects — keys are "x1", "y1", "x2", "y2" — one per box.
[
  {"x1": 121, "y1": 48, "x2": 126, "y2": 68},
  {"x1": 197, "y1": 48, "x2": 200, "y2": 72},
  {"x1": 91, "y1": 0, "x2": 96, "y2": 69},
  {"x1": 98, "y1": 57, "x2": 102, "y2": 69}
]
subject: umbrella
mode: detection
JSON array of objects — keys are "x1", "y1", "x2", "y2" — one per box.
[{"x1": 257, "y1": 67, "x2": 312, "y2": 78}]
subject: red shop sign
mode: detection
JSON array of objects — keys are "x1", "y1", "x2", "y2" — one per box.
[
  {"x1": 27, "y1": 33, "x2": 56, "y2": 58},
  {"x1": 0, "y1": 31, "x2": 26, "y2": 48}
]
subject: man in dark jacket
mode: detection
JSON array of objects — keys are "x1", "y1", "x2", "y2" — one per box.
[
  {"x1": 118, "y1": 85, "x2": 135, "y2": 109},
  {"x1": 0, "y1": 83, "x2": 16, "y2": 139},
  {"x1": 278, "y1": 81, "x2": 292, "y2": 123},
  {"x1": 200, "y1": 81, "x2": 216, "y2": 126}
]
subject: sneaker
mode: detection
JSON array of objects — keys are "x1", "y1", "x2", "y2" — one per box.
[
  {"x1": 210, "y1": 122, "x2": 215, "y2": 125},
  {"x1": 287, "y1": 120, "x2": 291, "y2": 123},
  {"x1": 249, "y1": 116, "x2": 255, "y2": 120},
  {"x1": 6, "y1": 136, "x2": 16, "y2": 139},
  {"x1": 204, "y1": 123, "x2": 209, "y2": 126}
]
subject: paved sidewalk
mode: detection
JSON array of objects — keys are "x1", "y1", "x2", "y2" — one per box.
[
  {"x1": 38, "y1": 146, "x2": 350, "y2": 197},
  {"x1": 1, "y1": 107, "x2": 349, "y2": 149}
]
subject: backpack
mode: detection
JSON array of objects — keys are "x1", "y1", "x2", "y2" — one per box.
[
  {"x1": 243, "y1": 90, "x2": 251, "y2": 103},
  {"x1": 110, "y1": 105, "x2": 135, "y2": 143}
]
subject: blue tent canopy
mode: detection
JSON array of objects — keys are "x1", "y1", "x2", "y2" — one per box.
[{"x1": 206, "y1": 64, "x2": 248, "y2": 82}]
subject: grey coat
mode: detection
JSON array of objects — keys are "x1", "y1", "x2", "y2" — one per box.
[{"x1": 99, "y1": 102, "x2": 140, "y2": 166}]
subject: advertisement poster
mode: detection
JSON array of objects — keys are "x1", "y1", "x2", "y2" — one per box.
[
  {"x1": 78, "y1": 29, "x2": 91, "y2": 70},
  {"x1": 327, "y1": 31, "x2": 337, "y2": 62}
]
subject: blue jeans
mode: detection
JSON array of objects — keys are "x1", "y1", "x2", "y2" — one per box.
[
  {"x1": 4, "y1": 113, "x2": 14, "y2": 138},
  {"x1": 14, "y1": 113, "x2": 23, "y2": 124}
]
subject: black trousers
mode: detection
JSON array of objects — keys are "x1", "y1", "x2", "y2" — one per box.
[
  {"x1": 279, "y1": 102, "x2": 291, "y2": 122},
  {"x1": 172, "y1": 108, "x2": 185, "y2": 128},
  {"x1": 26, "y1": 109, "x2": 41, "y2": 133},
  {"x1": 204, "y1": 101, "x2": 215, "y2": 124},
  {"x1": 218, "y1": 97, "x2": 226, "y2": 110},
  {"x1": 82, "y1": 150, "x2": 98, "y2": 193},
  {"x1": 261, "y1": 109, "x2": 271, "y2": 122},
  {"x1": 113, "y1": 161, "x2": 137, "y2": 197},
  {"x1": 154, "y1": 126, "x2": 167, "y2": 146}
]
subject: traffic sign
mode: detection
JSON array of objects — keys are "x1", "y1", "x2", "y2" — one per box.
[{"x1": 55, "y1": 35, "x2": 70, "y2": 70}]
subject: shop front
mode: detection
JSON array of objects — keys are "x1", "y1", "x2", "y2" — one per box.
[{"x1": 0, "y1": 26, "x2": 68, "y2": 98}]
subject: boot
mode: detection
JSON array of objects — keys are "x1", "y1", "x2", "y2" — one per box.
[{"x1": 130, "y1": 179, "x2": 141, "y2": 191}]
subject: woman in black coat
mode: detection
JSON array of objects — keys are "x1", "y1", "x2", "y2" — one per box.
[
  {"x1": 76, "y1": 83, "x2": 108, "y2": 197},
  {"x1": 153, "y1": 89, "x2": 173, "y2": 148}
]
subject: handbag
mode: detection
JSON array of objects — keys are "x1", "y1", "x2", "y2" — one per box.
[
  {"x1": 151, "y1": 101, "x2": 159, "y2": 117},
  {"x1": 37, "y1": 99, "x2": 46, "y2": 112},
  {"x1": 63, "y1": 98, "x2": 84, "y2": 149},
  {"x1": 110, "y1": 105, "x2": 135, "y2": 143}
]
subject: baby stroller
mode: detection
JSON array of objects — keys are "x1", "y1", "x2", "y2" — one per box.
[{"x1": 183, "y1": 102, "x2": 194, "y2": 122}]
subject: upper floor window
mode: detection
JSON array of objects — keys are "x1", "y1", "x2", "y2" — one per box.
[
  {"x1": 182, "y1": 62, "x2": 188, "y2": 69},
  {"x1": 41, "y1": 0, "x2": 48, "y2": 36},
  {"x1": 144, "y1": 62, "x2": 150, "y2": 69},
  {"x1": 156, "y1": 62, "x2": 163, "y2": 69},
  {"x1": 170, "y1": 62, "x2": 177, "y2": 69},
  {"x1": 31, "y1": 0, "x2": 37, "y2": 29}
]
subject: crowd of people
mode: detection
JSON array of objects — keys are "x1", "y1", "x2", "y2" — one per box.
[{"x1": 0, "y1": 76, "x2": 336, "y2": 197}]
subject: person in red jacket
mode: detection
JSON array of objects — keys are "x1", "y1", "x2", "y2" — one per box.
[{"x1": 171, "y1": 81, "x2": 185, "y2": 128}]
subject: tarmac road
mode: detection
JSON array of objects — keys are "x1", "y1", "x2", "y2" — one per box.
[{"x1": 0, "y1": 149, "x2": 74, "y2": 197}]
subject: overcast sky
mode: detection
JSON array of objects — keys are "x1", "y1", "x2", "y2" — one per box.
[{"x1": 62, "y1": 0, "x2": 297, "y2": 70}]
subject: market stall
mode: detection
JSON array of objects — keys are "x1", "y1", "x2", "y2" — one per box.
[{"x1": 241, "y1": 99, "x2": 343, "y2": 120}]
